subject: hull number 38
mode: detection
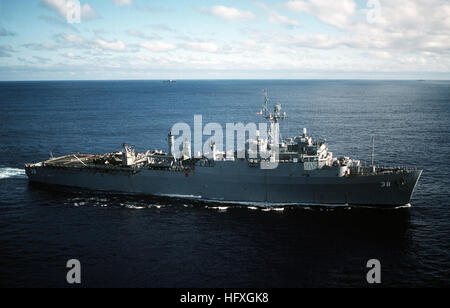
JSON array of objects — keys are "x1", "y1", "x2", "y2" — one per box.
[{"x1": 380, "y1": 181, "x2": 391, "y2": 188}]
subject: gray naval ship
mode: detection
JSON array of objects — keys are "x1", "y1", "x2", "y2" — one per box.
[{"x1": 25, "y1": 92, "x2": 422, "y2": 207}]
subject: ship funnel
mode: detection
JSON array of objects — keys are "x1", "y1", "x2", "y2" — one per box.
[{"x1": 303, "y1": 128, "x2": 307, "y2": 137}]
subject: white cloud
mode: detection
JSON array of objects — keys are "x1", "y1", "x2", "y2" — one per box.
[
  {"x1": 127, "y1": 29, "x2": 161, "y2": 40},
  {"x1": 23, "y1": 42, "x2": 59, "y2": 51},
  {"x1": 367, "y1": 50, "x2": 392, "y2": 59},
  {"x1": 269, "y1": 11, "x2": 300, "y2": 28},
  {"x1": 283, "y1": 0, "x2": 450, "y2": 56},
  {"x1": 0, "y1": 45, "x2": 14, "y2": 58},
  {"x1": 204, "y1": 5, "x2": 255, "y2": 21},
  {"x1": 80, "y1": 3, "x2": 97, "y2": 20},
  {"x1": 281, "y1": 34, "x2": 347, "y2": 49},
  {"x1": 49, "y1": 32, "x2": 132, "y2": 54},
  {"x1": 9, "y1": 0, "x2": 450, "y2": 77},
  {"x1": 140, "y1": 41, "x2": 176, "y2": 52},
  {"x1": 112, "y1": 0, "x2": 132, "y2": 7},
  {"x1": 63, "y1": 52, "x2": 84, "y2": 60},
  {"x1": 184, "y1": 42, "x2": 219, "y2": 53},
  {"x1": 63, "y1": 33, "x2": 84, "y2": 43},
  {"x1": 0, "y1": 26, "x2": 15, "y2": 37},
  {"x1": 256, "y1": 2, "x2": 300, "y2": 29},
  {"x1": 41, "y1": 0, "x2": 97, "y2": 21},
  {"x1": 285, "y1": 0, "x2": 356, "y2": 29},
  {"x1": 95, "y1": 39, "x2": 126, "y2": 51}
]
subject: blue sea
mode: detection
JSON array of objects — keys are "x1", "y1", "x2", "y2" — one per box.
[{"x1": 0, "y1": 80, "x2": 449, "y2": 287}]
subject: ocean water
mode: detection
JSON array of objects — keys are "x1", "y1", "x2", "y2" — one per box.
[{"x1": 0, "y1": 80, "x2": 449, "y2": 287}]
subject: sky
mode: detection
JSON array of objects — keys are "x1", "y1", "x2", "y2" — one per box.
[{"x1": 0, "y1": 0, "x2": 449, "y2": 80}]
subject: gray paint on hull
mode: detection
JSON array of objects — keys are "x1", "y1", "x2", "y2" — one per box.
[{"x1": 25, "y1": 162, "x2": 422, "y2": 206}]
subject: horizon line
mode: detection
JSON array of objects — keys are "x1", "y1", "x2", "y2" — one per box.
[{"x1": 1, "y1": 78, "x2": 449, "y2": 82}]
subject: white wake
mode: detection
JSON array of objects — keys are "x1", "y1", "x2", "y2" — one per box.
[{"x1": 0, "y1": 168, "x2": 27, "y2": 180}]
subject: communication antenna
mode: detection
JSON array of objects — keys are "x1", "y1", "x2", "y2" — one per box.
[
  {"x1": 263, "y1": 89, "x2": 269, "y2": 118},
  {"x1": 371, "y1": 135, "x2": 375, "y2": 167}
]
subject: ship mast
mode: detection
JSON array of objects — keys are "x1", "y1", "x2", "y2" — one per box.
[
  {"x1": 261, "y1": 90, "x2": 286, "y2": 148},
  {"x1": 263, "y1": 89, "x2": 269, "y2": 118},
  {"x1": 371, "y1": 135, "x2": 375, "y2": 167}
]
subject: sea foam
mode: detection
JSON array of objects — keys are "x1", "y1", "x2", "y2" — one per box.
[{"x1": 0, "y1": 168, "x2": 26, "y2": 180}]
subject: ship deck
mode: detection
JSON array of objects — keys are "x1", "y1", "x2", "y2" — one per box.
[
  {"x1": 27, "y1": 154, "x2": 421, "y2": 177},
  {"x1": 36, "y1": 154, "x2": 100, "y2": 168}
]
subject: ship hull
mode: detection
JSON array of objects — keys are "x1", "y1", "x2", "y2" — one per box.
[{"x1": 25, "y1": 161, "x2": 422, "y2": 207}]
